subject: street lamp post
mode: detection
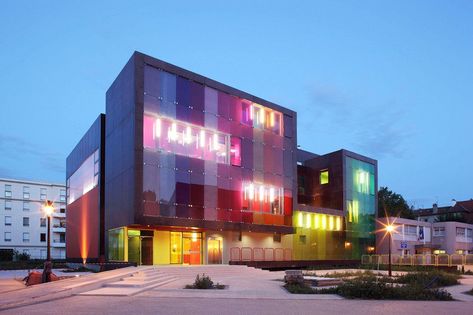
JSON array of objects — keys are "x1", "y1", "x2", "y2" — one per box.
[
  {"x1": 42, "y1": 200, "x2": 54, "y2": 283},
  {"x1": 386, "y1": 225, "x2": 394, "y2": 277}
]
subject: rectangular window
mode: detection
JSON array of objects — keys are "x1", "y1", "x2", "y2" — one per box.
[
  {"x1": 60, "y1": 208, "x2": 66, "y2": 214},
  {"x1": 4, "y1": 232, "x2": 11, "y2": 242},
  {"x1": 40, "y1": 218, "x2": 46, "y2": 227},
  {"x1": 67, "y1": 149, "x2": 99, "y2": 204},
  {"x1": 59, "y1": 233, "x2": 65, "y2": 243},
  {"x1": 40, "y1": 188, "x2": 47, "y2": 201},
  {"x1": 23, "y1": 201, "x2": 30, "y2": 211},
  {"x1": 320, "y1": 170, "x2": 329, "y2": 185},
  {"x1": 433, "y1": 227, "x2": 445, "y2": 237},
  {"x1": 456, "y1": 227, "x2": 465, "y2": 237},
  {"x1": 230, "y1": 136, "x2": 241, "y2": 166},
  {"x1": 242, "y1": 182, "x2": 284, "y2": 215},
  {"x1": 5, "y1": 216, "x2": 12, "y2": 226},
  {"x1": 23, "y1": 186, "x2": 30, "y2": 199},
  {"x1": 23, "y1": 232, "x2": 30, "y2": 242},
  {"x1": 23, "y1": 217, "x2": 29, "y2": 227},
  {"x1": 60, "y1": 189, "x2": 66, "y2": 202},
  {"x1": 5, "y1": 200, "x2": 12, "y2": 210},
  {"x1": 405, "y1": 225, "x2": 417, "y2": 235},
  {"x1": 143, "y1": 115, "x2": 230, "y2": 165},
  {"x1": 40, "y1": 233, "x2": 46, "y2": 242},
  {"x1": 467, "y1": 229, "x2": 473, "y2": 238},
  {"x1": 5, "y1": 184, "x2": 12, "y2": 198}
]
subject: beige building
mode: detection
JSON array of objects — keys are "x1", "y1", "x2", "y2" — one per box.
[{"x1": 376, "y1": 217, "x2": 473, "y2": 256}]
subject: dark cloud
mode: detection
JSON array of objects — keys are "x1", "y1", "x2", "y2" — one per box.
[{"x1": 0, "y1": 134, "x2": 65, "y2": 174}]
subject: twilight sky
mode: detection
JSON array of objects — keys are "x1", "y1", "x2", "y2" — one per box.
[{"x1": 0, "y1": 0, "x2": 472, "y2": 208}]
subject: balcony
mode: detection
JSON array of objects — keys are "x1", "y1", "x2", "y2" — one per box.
[
  {"x1": 52, "y1": 226, "x2": 66, "y2": 233},
  {"x1": 52, "y1": 211, "x2": 66, "y2": 218},
  {"x1": 52, "y1": 240, "x2": 66, "y2": 247}
]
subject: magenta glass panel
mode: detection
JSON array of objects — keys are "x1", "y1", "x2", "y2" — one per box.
[
  {"x1": 218, "y1": 91, "x2": 230, "y2": 119},
  {"x1": 143, "y1": 115, "x2": 156, "y2": 149},
  {"x1": 230, "y1": 136, "x2": 241, "y2": 166},
  {"x1": 241, "y1": 138, "x2": 253, "y2": 170},
  {"x1": 190, "y1": 206, "x2": 204, "y2": 220},
  {"x1": 228, "y1": 96, "x2": 241, "y2": 123},
  {"x1": 242, "y1": 211, "x2": 253, "y2": 224}
]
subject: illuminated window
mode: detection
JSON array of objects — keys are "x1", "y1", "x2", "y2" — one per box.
[
  {"x1": 230, "y1": 137, "x2": 241, "y2": 166},
  {"x1": 242, "y1": 182, "x2": 283, "y2": 215},
  {"x1": 356, "y1": 170, "x2": 370, "y2": 193},
  {"x1": 67, "y1": 149, "x2": 99, "y2": 204},
  {"x1": 347, "y1": 200, "x2": 359, "y2": 223},
  {"x1": 144, "y1": 115, "x2": 231, "y2": 165},
  {"x1": 240, "y1": 102, "x2": 282, "y2": 135},
  {"x1": 320, "y1": 170, "x2": 329, "y2": 185}
]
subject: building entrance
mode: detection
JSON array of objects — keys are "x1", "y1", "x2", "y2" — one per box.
[
  {"x1": 207, "y1": 237, "x2": 222, "y2": 264},
  {"x1": 127, "y1": 230, "x2": 154, "y2": 265},
  {"x1": 170, "y1": 231, "x2": 202, "y2": 265}
]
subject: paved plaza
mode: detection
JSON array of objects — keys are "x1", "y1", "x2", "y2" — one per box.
[{"x1": 0, "y1": 266, "x2": 472, "y2": 314}]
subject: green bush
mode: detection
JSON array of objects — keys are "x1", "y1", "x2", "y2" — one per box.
[
  {"x1": 395, "y1": 270, "x2": 460, "y2": 288},
  {"x1": 185, "y1": 273, "x2": 225, "y2": 290},
  {"x1": 284, "y1": 282, "x2": 316, "y2": 294}
]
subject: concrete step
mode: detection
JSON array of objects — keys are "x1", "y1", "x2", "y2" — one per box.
[
  {"x1": 79, "y1": 276, "x2": 178, "y2": 296},
  {"x1": 105, "y1": 274, "x2": 175, "y2": 288}
]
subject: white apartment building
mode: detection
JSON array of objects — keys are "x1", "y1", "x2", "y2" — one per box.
[{"x1": 0, "y1": 178, "x2": 67, "y2": 259}]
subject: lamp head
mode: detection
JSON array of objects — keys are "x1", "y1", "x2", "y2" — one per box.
[
  {"x1": 386, "y1": 225, "x2": 394, "y2": 233},
  {"x1": 43, "y1": 200, "x2": 54, "y2": 217}
]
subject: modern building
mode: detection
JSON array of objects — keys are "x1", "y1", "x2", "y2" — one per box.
[
  {"x1": 0, "y1": 178, "x2": 67, "y2": 259},
  {"x1": 376, "y1": 217, "x2": 473, "y2": 256},
  {"x1": 415, "y1": 199, "x2": 473, "y2": 224},
  {"x1": 66, "y1": 51, "x2": 377, "y2": 265}
]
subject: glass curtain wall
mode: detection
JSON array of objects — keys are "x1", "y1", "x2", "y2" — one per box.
[{"x1": 345, "y1": 157, "x2": 376, "y2": 259}]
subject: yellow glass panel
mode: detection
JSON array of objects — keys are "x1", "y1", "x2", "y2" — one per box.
[
  {"x1": 328, "y1": 216, "x2": 334, "y2": 230},
  {"x1": 306, "y1": 213, "x2": 311, "y2": 228},
  {"x1": 314, "y1": 214, "x2": 320, "y2": 229},
  {"x1": 297, "y1": 212, "x2": 303, "y2": 227},
  {"x1": 170, "y1": 232, "x2": 182, "y2": 264},
  {"x1": 335, "y1": 216, "x2": 341, "y2": 231},
  {"x1": 321, "y1": 214, "x2": 327, "y2": 230}
]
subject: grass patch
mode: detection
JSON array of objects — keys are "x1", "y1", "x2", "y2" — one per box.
[
  {"x1": 395, "y1": 270, "x2": 460, "y2": 288},
  {"x1": 184, "y1": 273, "x2": 225, "y2": 290}
]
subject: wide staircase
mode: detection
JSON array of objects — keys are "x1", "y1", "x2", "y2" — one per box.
[{"x1": 79, "y1": 265, "x2": 277, "y2": 296}]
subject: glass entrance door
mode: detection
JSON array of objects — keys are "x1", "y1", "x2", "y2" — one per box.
[
  {"x1": 207, "y1": 237, "x2": 222, "y2": 264},
  {"x1": 183, "y1": 232, "x2": 201, "y2": 265},
  {"x1": 141, "y1": 237, "x2": 153, "y2": 265},
  {"x1": 128, "y1": 235, "x2": 140, "y2": 265}
]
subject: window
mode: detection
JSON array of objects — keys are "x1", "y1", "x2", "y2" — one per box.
[
  {"x1": 60, "y1": 189, "x2": 66, "y2": 202},
  {"x1": 320, "y1": 170, "x2": 329, "y2": 185},
  {"x1": 5, "y1": 184, "x2": 12, "y2": 198},
  {"x1": 4, "y1": 232, "x2": 11, "y2": 242},
  {"x1": 433, "y1": 227, "x2": 445, "y2": 237},
  {"x1": 467, "y1": 229, "x2": 473, "y2": 238},
  {"x1": 40, "y1": 218, "x2": 46, "y2": 227},
  {"x1": 59, "y1": 233, "x2": 65, "y2": 243},
  {"x1": 230, "y1": 136, "x2": 241, "y2": 166},
  {"x1": 40, "y1": 188, "x2": 47, "y2": 201},
  {"x1": 60, "y1": 208, "x2": 66, "y2": 214},
  {"x1": 40, "y1": 233, "x2": 46, "y2": 242},
  {"x1": 405, "y1": 225, "x2": 417, "y2": 235},
  {"x1": 456, "y1": 227, "x2": 465, "y2": 237},
  {"x1": 5, "y1": 200, "x2": 11, "y2": 210},
  {"x1": 23, "y1": 217, "x2": 29, "y2": 227},
  {"x1": 23, "y1": 232, "x2": 30, "y2": 242},
  {"x1": 67, "y1": 149, "x2": 99, "y2": 204},
  {"x1": 40, "y1": 249, "x2": 46, "y2": 259},
  {"x1": 242, "y1": 182, "x2": 284, "y2": 215},
  {"x1": 240, "y1": 102, "x2": 283, "y2": 135},
  {"x1": 4, "y1": 216, "x2": 12, "y2": 226},
  {"x1": 23, "y1": 201, "x2": 30, "y2": 211},
  {"x1": 23, "y1": 186, "x2": 30, "y2": 199}
]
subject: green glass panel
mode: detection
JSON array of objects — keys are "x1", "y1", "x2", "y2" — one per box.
[{"x1": 320, "y1": 170, "x2": 329, "y2": 185}]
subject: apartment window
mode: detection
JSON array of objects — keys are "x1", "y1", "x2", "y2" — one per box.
[
  {"x1": 40, "y1": 188, "x2": 47, "y2": 201},
  {"x1": 467, "y1": 229, "x2": 473, "y2": 238},
  {"x1": 40, "y1": 249, "x2": 46, "y2": 259},
  {"x1": 23, "y1": 217, "x2": 29, "y2": 227},
  {"x1": 40, "y1": 218, "x2": 46, "y2": 227},
  {"x1": 4, "y1": 232, "x2": 11, "y2": 242},
  {"x1": 4, "y1": 216, "x2": 12, "y2": 226},
  {"x1": 23, "y1": 201, "x2": 30, "y2": 211},
  {"x1": 456, "y1": 227, "x2": 465, "y2": 237},
  {"x1": 60, "y1": 208, "x2": 66, "y2": 214},
  {"x1": 23, "y1": 232, "x2": 30, "y2": 242},
  {"x1": 433, "y1": 227, "x2": 445, "y2": 237},
  {"x1": 405, "y1": 225, "x2": 417, "y2": 235},
  {"x1": 59, "y1": 233, "x2": 66, "y2": 243},
  {"x1": 5, "y1": 184, "x2": 12, "y2": 198},
  {"x1": 320, "y1": 170, "x2": 329, "y2": 185},
  {"x1": 40, "y1": 233, "x2": 46, "y2": 242},
  {"x1": 5, "y1": 200, "x2": 12, "y2": 210},
  {"x1": 59, "y1": 189, "x2": 66, "y2": 202},
  {"x1": 23, "y1": 186, "x2": 30, "y2": 199}
]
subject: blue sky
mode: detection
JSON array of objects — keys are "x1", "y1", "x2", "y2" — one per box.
[{"x1": 1, "y1": 0, "x2": 472, "y2": 208}]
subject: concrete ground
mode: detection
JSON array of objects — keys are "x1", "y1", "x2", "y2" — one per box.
[{"x1": 0, "y1": 266, "x2": 472, "y2": 314}]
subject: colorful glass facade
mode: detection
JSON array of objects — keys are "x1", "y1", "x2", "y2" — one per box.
[{"x1": 141, "y1": 65, "x2": 294, "y2": 226}]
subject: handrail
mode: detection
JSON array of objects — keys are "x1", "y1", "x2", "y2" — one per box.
[{"x1": 362, "y1": 254, "x2": 472, "y2": 266}]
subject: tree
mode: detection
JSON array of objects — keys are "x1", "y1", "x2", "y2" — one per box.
[{"x1": 377, "y1": 186, "x2": 415, "y2": 219}]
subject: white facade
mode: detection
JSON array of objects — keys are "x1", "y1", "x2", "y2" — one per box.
[{"x1": 0, "y1": 178, "x2": 66, "y2": 259}]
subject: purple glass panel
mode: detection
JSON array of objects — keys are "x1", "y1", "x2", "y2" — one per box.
[{"x1": 144, "y1": 65, "x2": 160, "y2": 97}]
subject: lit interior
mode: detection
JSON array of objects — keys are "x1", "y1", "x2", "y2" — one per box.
[
  {"x1": 242, "y1": 182, "x2": 284, "y2": 215},
  {"x1": 294, "y1": 211, "x2": 342, "y2": 231}
]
